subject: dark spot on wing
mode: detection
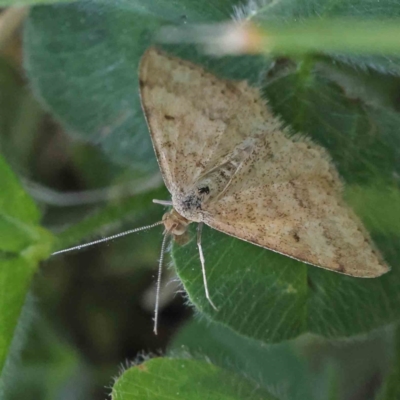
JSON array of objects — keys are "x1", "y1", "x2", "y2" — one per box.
[
  {"x1": 198, "y1": 186, "x2": 210, "y2": 195},
  {"x1": 293, "y1": 232, "x2": 300, "y2": 242}
]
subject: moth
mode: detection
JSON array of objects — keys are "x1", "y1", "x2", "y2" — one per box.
[{"x1": 54, "y1": 47, "x2": 389, "y2": 333}]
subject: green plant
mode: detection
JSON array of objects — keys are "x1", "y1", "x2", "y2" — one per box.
[{"x1": 0, "y1": 0, "x2": 400, "y2": 399}]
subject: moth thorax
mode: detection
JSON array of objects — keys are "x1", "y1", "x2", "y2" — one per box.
[{"x1": 162, "y1": 208, "x2": 190, "y2": 236}]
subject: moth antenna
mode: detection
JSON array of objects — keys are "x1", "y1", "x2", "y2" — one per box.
[
  {"x1": 153, "y1": 199, "x2": 173, "y2": 206},
  {"x1": 153, "y1": 231, "x2": 170, "y2": 335},
  {"x1": 197, "y1": 223, "x2": 218, "y2": 311},
  {"x1": 51, "y1": 221, "x2": 164, "y2": 256}
]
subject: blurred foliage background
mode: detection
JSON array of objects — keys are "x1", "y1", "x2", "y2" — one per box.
[
  {"x1": 0, "y1": 5, "x2": 189, "y2": 399},
  {"x1": 0, "y1": 1, "x2": 400, "y2": 400}
]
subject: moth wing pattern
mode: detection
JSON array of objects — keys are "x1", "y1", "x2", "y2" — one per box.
[
  {"x1": 203, "y1": 142, "x2": 388, "y2": 277},
  {"x1": 139, "y1": 47, "x2": 389, "y2": 278},
  {"x1": 139, "y1": 47, "x2": 272, "y2": 193}
]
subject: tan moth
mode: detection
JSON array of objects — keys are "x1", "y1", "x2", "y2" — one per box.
[{"x1": 54, "y1": 47, "x2": 389, "y2": 334}]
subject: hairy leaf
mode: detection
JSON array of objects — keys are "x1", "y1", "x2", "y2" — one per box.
[
  {"x1": 170, "y1": 318, "x2": 315, "y2": 400},
  {"x1": 112, "y1": 358, "x2": 276, "y2": 400}
]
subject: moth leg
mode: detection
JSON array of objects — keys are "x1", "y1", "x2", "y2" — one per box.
[
  {"x1": 197, "y1": 223, "x2": 218, "y2": 311},
  {"x1": 154, "y1": 232, "x2": 170, "y2": 335}
]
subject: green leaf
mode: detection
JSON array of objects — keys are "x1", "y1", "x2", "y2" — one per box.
[
  {"x1": 174, "y1": 229, "x2": 307, "y2": 342},
  {"x1": 23, "y1": 3, "x2": 161, "y2": 171},
  {"x1": 0, "y1": 215, "x2": 40, "y2": 253},
  {"x1": 0, "y1": 155, "x2": 53, "y2": 374},
  {"x1": 23, "y1": 0, "x2": 251, "y2": 173},
  {"x1": 170, "y1": 318, "x2": 315, "y2": 400},
  {"x1": 0, "y1": 152, "x2": 39, "y2": 223},
  {"x1": 112, "y1": 358, "x2": 276, "y2": 400},
  {"x1": 0, "y1": 258, "x2": 36, "y2": 373},
  {"x1": 171, "y1": 318, "x2": 396, "y2": 400},
  {"x1": 249, "y1": 0, "x2": 400, "y2": 74}
]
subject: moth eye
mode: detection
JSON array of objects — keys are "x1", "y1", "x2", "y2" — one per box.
[{"x1": 198, "y1": 186, "x2": 210, "y2": 195}]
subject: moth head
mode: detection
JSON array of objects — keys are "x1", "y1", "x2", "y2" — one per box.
[{"x1": 162, "y1": 208, "x2": 190, "y2": 236}]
